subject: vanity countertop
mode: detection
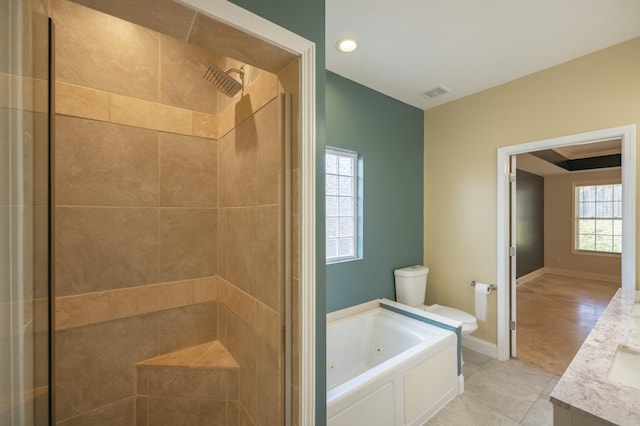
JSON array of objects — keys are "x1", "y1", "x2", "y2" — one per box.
[{"x1": 550, "y1": 288, "x2": 640, "y2": 425}]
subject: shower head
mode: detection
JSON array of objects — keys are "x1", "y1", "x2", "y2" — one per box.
[{"x1": 202, "y1": 61, "x2": 244, "y2": 97}]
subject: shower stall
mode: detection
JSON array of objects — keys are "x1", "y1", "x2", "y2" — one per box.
[
  {"x1": 52, "y1": 1, "x2": 301, "y2": 424},
  {"x1": 2, "y1": 0, "x2": 304, "y2": 424}
]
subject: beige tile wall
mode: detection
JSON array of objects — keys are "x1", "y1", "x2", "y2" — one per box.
[
  {"x1": 136, "y1": 361, "x2": 238, "y2": 426},
  {"x1": 56, "y1": 397, "x2": 136, "y2": 426},
  {"x1": 52, "y1": 1, "x2": 296, "y2": 425},
  {"x1": 216, "y1": 93, "x2": 289, "y2": 425},
  {"x1": 52, "y1": 2, "x2": 223, "y2": 423},
  {"x1": 55, "y1": 277, "x2": 217, "y2": 330},
  {"x1": 69, "y1": 0, "x2": 297, "y2": 75},
  {"x1": 53, "y1": 0, "x2": 161, "y2": 103},
  {"x1": 159, "y1": 133, "x2": 217, "y2": 207},
  {"x1": 55, "y1": 116, "x2": 159, "y2": 206},
  {"x1": 55, "y1": 302, "x2": 217, "y2": 422}
]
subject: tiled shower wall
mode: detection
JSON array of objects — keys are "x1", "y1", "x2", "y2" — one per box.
[
  {"x1": 53, "y1": 1, "x2": 220, "y2": 423},
  {"x1": 52, "y1": 0, "x2": 297, "y2": 425},
  {"x1": 216, "y1": 57, "x2": 301, "y2": 426},
  {"x1": 217, "y1": 98, "x2": 282, "y2": 425}
]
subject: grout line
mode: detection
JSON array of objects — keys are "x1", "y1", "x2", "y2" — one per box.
[
  {"x1": 56, "y1": 396, "x2": 135, "y2": 424},
  {"x1": 157, "y1": 35, "x2": 162, "y2": 104},
  {"x1": 185, "y1": 12, "x2": 197, "y2": 42},
  {"x1": 157, "y1": 131, "x2": 162, "y2": 285}
]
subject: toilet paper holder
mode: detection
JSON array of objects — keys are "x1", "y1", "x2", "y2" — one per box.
[{"x1": 470, "y1": 281, "x2": 496, "y2": 291}]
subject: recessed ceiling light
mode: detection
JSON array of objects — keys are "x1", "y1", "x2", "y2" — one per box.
[{"x1": 337, "y1": 38, "x2": 358, "y2": 53}]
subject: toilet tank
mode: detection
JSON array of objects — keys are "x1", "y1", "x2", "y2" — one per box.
[{"x1": 394, "y1": 265, "x2": 429, "y2": 307}]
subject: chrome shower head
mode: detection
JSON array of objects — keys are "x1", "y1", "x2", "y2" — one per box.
[{"x1": 202, "y1": 61, "x2": 244, "y2": 97}]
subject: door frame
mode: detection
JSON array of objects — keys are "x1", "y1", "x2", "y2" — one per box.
[
  {"x1": 496, "y1": 125, "x2": 636, "y2": 361},
  {"x1": 508, "y1": 156, "x2": 517, "y2": 357},
  {"x1": 177, "y1": 0, "x2": 317, "y2": 422}
]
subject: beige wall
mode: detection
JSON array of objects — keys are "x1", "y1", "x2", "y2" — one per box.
[
  {"x1": 545, "y1": 169, "x2": 621, "y2": 279},
  {"x1": 424, "y1": 36, "x2": 640, "y2": 344}
]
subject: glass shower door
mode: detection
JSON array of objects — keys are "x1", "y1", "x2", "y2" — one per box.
[{"x1": 1, "y1": 0, "x2": 51, "y2": 424}]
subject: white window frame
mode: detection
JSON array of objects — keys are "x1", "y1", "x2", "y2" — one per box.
[
  {"x1": 573, "y1": 181, "x2": 622, "y2": 255},
  {"x1": 326, "y1": 147, "x2": 359, "y2": 263}
]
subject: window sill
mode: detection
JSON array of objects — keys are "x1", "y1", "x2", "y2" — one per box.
[
  {"x1": 326, "y1": 256, "x2": 363, "y2": 265},
  {"x1": 572, "y1": 249, "x2": 621, "y2": 259}
]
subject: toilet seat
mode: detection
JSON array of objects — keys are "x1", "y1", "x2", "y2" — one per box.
[{"x1": 420, "y1": 304, "x2": 478, "y2": 334}]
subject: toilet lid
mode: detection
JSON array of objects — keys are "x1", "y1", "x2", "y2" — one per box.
[{"x1": 424, "y1": 304, "x2": 476, "y2": 325}]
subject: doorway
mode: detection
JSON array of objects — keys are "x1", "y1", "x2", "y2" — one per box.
[
  {"x1": 496, "y1": 125, "x2": 636, "y2": 362},
  {"x1": 514, "y1": 141, "x2": 623, "y2": 374}
]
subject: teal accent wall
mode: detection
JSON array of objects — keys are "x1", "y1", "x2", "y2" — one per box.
[
  {"x1": 326, "y1": 72, "x2": 424, "y2": 313},
  {"x1": 227, "y1": 0, "x2": 327, "y2": 423}
]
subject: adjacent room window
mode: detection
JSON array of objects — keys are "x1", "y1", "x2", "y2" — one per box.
[
  {"x1": 326, "y1": 148, "x2": 360, "y2": 262},
  {"x1": 575, "y1": 183, "x2": 622, "y2": 254}
]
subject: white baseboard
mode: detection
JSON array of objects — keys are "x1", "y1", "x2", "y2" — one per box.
[
  {"x1": 516, "y1": 268, "x2": 546, "y2": 286},
  {"x1": 461, "y1": 335, "x2": 498, "y2": 359},
  {"x1": 543, "y1": 267, "x2": 621, "y2": 284},
  {"x1": 516, "y1": 267, "x2": 622, "y2": 285}
]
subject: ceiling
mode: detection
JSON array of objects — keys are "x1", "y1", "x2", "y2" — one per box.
[
  {"x1": 517, "y1": 139, "x2": 621, "y2": 176},
  {"x1": 326, "y1": 0, "x2": 640, "y2": 110}
]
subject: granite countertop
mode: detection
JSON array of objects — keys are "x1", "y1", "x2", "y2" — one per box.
[{"x1": 550, "y1": 288, "x2": 640, "y2": 425}]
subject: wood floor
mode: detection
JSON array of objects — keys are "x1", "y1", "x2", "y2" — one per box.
[{"x1": 515, "y1": 273, "x2": 620, "y2": 376}]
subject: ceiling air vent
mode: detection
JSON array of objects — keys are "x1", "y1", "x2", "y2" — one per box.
[{"x1": 422, "y1": 85, "x2": 451, "y2": 99}]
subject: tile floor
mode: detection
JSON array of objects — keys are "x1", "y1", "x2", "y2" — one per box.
[
  {"x1": 426, "y1": 348, "x2": 560, "y2": 425},
  {"x1": 426, "y1": 274, "x2": 618, "y2": 425}
]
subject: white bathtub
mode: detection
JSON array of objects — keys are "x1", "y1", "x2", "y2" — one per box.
[{"x1": 327, "y1": 304, "x2": 459, "y2": 426}]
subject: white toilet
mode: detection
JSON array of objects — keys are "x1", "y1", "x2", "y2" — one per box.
[{"x1": 394, "y1": 265, "x2": 478, "y2": 336}]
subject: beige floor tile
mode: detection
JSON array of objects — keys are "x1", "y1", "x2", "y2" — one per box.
[
  {"x1": 541, "y1": 376, "x2": 561, "y2": 400},
  {"x1": 463, "y1": 369, "x2": 542, "y2": 422},
  {"x1": 426, "y1": 394, "x2": 518, "y2": 426},
  {"x1": 428, "y1": 348, "x2": 556, "y2": 426},
  {"x1": 519, "y1": 397, "x2": 554, "y2": 426},
  {"x1": 461, "y1": 347, "x2": 492, "y2": 379},
  {"x1": 480, "y1": 358, "x2": 553, "y2": 394}
]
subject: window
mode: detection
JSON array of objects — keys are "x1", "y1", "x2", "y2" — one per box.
[
  {"x1": 575, "y1": 183, "x2": 622, "y2": 254},
  {"x1": 326, "y1": 148, "x2": 360, "y2": 262}
]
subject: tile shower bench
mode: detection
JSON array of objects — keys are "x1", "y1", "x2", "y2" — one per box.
[{"x1": 135, "y1": 341, "x2": 239, "y2": 425}]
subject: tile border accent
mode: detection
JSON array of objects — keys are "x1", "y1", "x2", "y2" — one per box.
[
  {"x1": 218, "y1": 277, "x2": 280, "y2": 350},
  {"x1": 55, "y1": 81, "x2": 219, "y2": 139},
  {"x1": 55, "y1": 276, "x2": 218, "y2": 330},
  {"x1": 54, "y1": 70, "x2": 278, "y2": 141}
]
